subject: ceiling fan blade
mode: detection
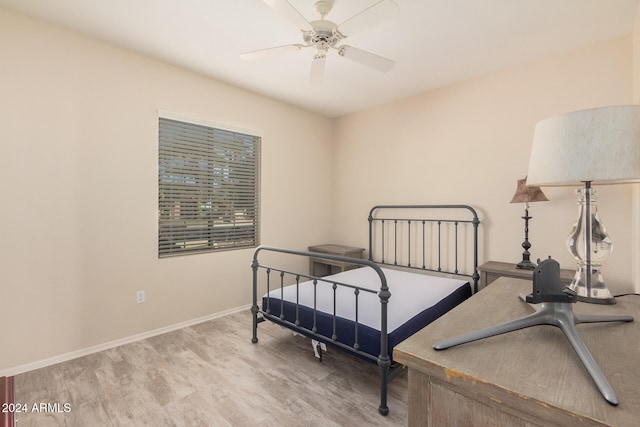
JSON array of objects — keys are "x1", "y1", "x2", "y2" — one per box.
[
  {"x1": 309, "y1": 52, "x2": 326, "y2": 86},
  {"x1": 338, "y1": 0, "x2": 399, "y2": 37},
  {"x1": 338, "y1": 45, "x2": 394, "y2": 73},
  {"x1": 261, "y1": 0, "x2": 312, "y2": 30},
  {"x1": 240, "y1": 44, "x2": 305, "y2": 60}
]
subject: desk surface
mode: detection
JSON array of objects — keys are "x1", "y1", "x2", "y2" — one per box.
[{"x1": 394, "y1": 277, "x2": 640, "y2": 427}]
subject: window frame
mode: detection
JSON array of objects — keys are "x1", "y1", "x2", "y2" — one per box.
[{"x1": 158, "y1": 112, "x2": 261, "y2": 258}]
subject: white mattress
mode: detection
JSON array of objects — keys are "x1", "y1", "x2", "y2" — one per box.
[{"x1": 265, "y1": 267, "x2": 467, "y2": 333}]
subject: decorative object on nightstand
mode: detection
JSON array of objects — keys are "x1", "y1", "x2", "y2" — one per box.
[
  {"x1": 478, "y1": 260, "x2": 574, "y2": 289},
  {"x1": 527, "y1": 105, "x2": 640, "y2": 304},
  {"x1": 510, "y1": 176, "x2": 548, "y2": 270}
]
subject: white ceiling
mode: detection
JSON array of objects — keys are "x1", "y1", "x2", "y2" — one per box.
[{"x1": 1, "y1": 0, "x2": 638, "y2": 118}]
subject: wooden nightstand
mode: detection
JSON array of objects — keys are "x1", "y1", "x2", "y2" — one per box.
[
  {"x1": 478, "y1": 260, "x2": 575, "y2": 289},
  {"x1": 308, "y1": 244, "x2": 365, "y2": 277}
]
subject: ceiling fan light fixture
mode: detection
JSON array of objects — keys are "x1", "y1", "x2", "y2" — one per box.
[
  {"x1": 303, "y1": 20, "x2": 342, "y2": 49},
  {"x1": 314, "y1": 48, "x2": 328, "y2": 60}
]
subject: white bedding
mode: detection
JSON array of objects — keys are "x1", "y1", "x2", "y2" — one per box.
[{"x1": 264, "y1": 267, "x2": 467, "y2": 333}]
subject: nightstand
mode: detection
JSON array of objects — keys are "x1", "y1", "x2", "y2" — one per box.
[
  {"x1": 478, "y1": 260, "x2": 575, "y2": 289},
  {"x1": 308, "y1": 244, "x2": 365, "y2": 277}
]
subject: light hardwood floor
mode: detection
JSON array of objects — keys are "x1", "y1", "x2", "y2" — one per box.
[{"x1": 14, "y1": 310, "x2": 407, "y2": 426}]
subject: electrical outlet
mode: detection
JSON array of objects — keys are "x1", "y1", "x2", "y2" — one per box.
[{"x1": 136, "y1": 290, "x2": 145, "y2": 304}]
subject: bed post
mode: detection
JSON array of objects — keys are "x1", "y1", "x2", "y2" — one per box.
[
  {"x1": 471, "y1": 210, "x2": 480, "y2": 293},
  {"x1": 377, "y1": 275, "x2": 391, "y2": 416},
  {"x1": 368, "y1": 210, "x2": 374, "y2": 261},
  {"x1": 251, "y1": 249, "x2": 260, "y2": 344}
]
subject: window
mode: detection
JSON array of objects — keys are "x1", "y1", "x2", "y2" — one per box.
[{"x1": 158, "y1": 117, "x2": 260, "y2": 257}]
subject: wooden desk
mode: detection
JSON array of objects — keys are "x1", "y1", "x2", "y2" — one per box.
[
  {"x1": 394, "y1": 277, "x2": 639, "y2": 427},
  {"x1": 307, "y1": 244, "x2": 365, "y2": 277},
  {"x1": 479, "y1": 260, "x2": 575, "y2": 289}
]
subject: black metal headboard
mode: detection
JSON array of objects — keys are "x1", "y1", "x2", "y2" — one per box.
[{"x1": 368, "y1": 205, "x2": 480, "y2": 292}]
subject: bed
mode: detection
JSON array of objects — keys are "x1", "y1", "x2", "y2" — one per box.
[{"x1": 250, "y1": 205, "x2": 480, "y2": 416}]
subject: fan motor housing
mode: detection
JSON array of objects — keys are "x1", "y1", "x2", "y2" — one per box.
[{"x1": 304, "y1": 20, "x2": 342, "y2": 49}]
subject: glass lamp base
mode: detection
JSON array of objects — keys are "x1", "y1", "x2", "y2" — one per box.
[
  {"x1": 565, "y1": 185, "x2": 616, "y2": 305},
  {"x1": 568, "y1": 266, "x2": 616, "y2": 304}
]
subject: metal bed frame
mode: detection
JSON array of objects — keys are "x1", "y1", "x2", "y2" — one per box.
[{"x1": 251, "y1": 205, "x2": 480, "y2": 416}]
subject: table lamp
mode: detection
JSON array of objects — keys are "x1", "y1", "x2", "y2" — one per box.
[
  {"x1": 527, "y1": 105, "x2": 640, "y2": 304},
  {"x1": 510, "y1": 177, "x2": 548, "y2": 270}
]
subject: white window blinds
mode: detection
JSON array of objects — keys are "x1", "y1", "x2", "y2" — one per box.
[{"x1": 158, "y1": 117, "x2": 260, "y2": 257}]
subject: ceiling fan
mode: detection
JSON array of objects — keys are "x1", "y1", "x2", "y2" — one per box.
[{"x1": 241, "y1": 0, "x2": 398, "y2": 85}]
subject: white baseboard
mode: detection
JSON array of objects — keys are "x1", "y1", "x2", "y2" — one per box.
[{"x1": 0, "y1": 304, "x2": 251, "y2": 377}]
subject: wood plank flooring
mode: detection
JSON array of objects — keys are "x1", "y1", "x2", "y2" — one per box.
[{"x1": 14, "y1": 310, "x2": 407, "y2": 426}]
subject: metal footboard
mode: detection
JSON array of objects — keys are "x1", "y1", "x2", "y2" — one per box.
[{"x1": 251, "y1": 245, "x2": 395, "y2": 416}]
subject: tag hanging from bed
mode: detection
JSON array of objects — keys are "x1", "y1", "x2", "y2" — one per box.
[{"x1": 312, "y1": 339, "x2": 327, "y2": 360}]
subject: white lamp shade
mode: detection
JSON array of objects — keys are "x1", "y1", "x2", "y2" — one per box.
[{"x1": 527, "y1": 105, "x2": 640, "y2": 187}]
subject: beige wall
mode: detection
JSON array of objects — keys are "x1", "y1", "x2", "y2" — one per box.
[
  {"x1": 2, "y1": 5, "x2": 638, "y2": 374},
  {"x1": 332, "y1": 36, "x2": 635, "y2": 293},
  {"x1": 636, "y1": 3, "x2": 640, "y2": 102},
  {"x1": 0, "y1": 8, "x2": 333, "y2": 372}
]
